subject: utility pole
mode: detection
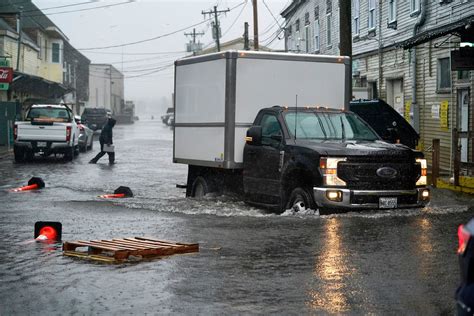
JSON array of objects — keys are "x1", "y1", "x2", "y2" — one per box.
[
  {"x1": 184, "y1": 28, "x2": 204, "y2": 55},
  {"x1": 16, "y1": 6, "x2": 23, "y2": 71},
  {"x1": 243, "y1": 22, "x2": 250, "y2": 50},
  {"x1": 252, "y1": 0, "x2": 259, "y2": 50},
  {"x1": 202, "y1": 6, "x2": 229, "y2": 52},
  {"x1": 339, "y1": 0, "x2": 352, "y2": 100}
]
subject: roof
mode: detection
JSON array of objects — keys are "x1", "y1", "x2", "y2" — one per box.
[
  {"x1": 30, "y1": 104, "x2": 69, "y2": 108},
  {"x1": 281, "y1": 0, "x2": 307, "y2": 19},
  {"x1": 399, "y1": 15, "x2": 474, "y2": 49},
  {"x1": 0, "y1": 0, "x2": 69, "y2": 41}
]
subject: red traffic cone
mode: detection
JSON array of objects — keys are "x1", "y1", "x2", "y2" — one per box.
[
  {"x1": 34, "y1": 221, "x2": 62, "y2": 242},
  {"x1": 11, "y1": 177, "x2": 45, "y2": 192},
  {"x1": 99, "y1": 186, "x2": 133, "y2": 199}
]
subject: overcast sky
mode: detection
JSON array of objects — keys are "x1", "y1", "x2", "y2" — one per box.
[{"x1": 33, "y1": 0, "x2": 290, "y2": 110}]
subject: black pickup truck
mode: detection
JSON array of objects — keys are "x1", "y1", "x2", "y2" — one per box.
[{"x1": 186, "y1": 106, "x2": 430, "y2": 214}]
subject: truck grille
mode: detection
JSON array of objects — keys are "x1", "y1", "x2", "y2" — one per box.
[{"x1": 337, "y1": 159, "x2": 421, "y2": 190}]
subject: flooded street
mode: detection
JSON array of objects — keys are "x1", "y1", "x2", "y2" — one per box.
[{"x1": 1, "y1": 120, "x2": 473, "y2": 314}]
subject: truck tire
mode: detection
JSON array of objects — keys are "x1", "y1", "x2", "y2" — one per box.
[
  {"x1": 191, "y1": 176, "x2": 209, "y2": 199},
  {"x1": 285, "y1": 187, "x2": 315, "y2": 213},
  {"x1": 14, "y1": 147, "x2": 25, "y2": 163},
  {"x1": 64, "y1": 147, "x2": 74, "y2": 161},
  {"x1": 79, "y1": 144, "x2": 87, "y2": 153}
]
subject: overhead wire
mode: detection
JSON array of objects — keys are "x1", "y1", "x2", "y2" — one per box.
[
  {"x1": 78, "y1": 0, "x2": 246, "y2": 51},
  {"x1": 221, "y1": 0, "x2": 248, "y2": 37},
  {"x1": 22, "y1": 1, "x2": 135, "y2": 17},
  {"x1": 22, "y1": 1, "x2": 98, "y2": 13}
]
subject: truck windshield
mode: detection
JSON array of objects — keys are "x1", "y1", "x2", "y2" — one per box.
[
  {"x1": 284, "y1": 111, "x2": 379, "y2": 141},
  {"x1": 26, "y1": 107, "x2": 71, "y2": 122}
]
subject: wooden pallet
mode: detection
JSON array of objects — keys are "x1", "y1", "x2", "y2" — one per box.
[{"x1": 63, "y1": 237, "x2": 199, "y2": 263}]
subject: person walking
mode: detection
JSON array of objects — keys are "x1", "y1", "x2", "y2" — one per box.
[{"x1": 89, "y1": 118, "x2": 116, "y2": 164}]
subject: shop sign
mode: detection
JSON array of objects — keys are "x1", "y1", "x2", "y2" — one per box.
[
  {"x1": 0, "y1": 83, "x2": 9, "y2": 90},
  {"x1": 0, "y1": 67, "x2": 13, "y2": 83},
  {"x1": 440, "y1": 100, "x2": 449, "y2": 130}
]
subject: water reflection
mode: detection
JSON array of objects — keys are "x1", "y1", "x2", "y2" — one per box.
[{"x1": 306, "y1": 218, "x2": 351, "y2": 313}]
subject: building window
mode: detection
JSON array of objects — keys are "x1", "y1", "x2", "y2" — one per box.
[
  {"x1": 314, "y1": 5, "x2": 319, "y2": 20},
  {"x1": 313, "y1": 19, "x2": 320, "y2": 52},
  {"x1": 388, "y1": 0, "x2": 397, "y2": 23},
  {"x1": 304, "y1": 12, "x2": 310, "y2": 26},
  {"x1": 458, "y1": 70, "x2": 470, "y2": 80},
  {"x1": 437, "y1": 58, "x2": 451, "y2": 91},
  {"x1": 353, "y1": 0, "x2": 360, "y2": 36},
  {"x1": 305, "y1": 25, "x2": 311, "y2": 52},
  {"x1": 410, "y1": 0, "x2": 420, "y2": 14},
  {"x1": 326, "y1": 0, "x2": 332, "y2": 13},
  {"x1": 326, "y1": 13, "x2": 332, "y2": 47},
  {"x1": 52, "y1": 43, "x2": 60, "y2": 63},
  {"x1": 368, "y1": 0, "x2": 376, "y2": 30},
  {"x1": 295, "y1": 20, "x2": 300, "y2": 51}
]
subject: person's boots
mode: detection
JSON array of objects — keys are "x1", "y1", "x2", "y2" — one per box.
[
  {"x1": 89, "y1": 157, "x2": 98, "y2": 164},
  {"x1": 108, "y1": 152, "x2": 115, "y2": 165}
]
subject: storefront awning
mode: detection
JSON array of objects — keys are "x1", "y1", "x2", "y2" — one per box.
[
  {"x1": 10, "y1": 71, "x2": 71, "y2": 99},
  {"x1": 399, "y1": 16, "x2": 474, "y2": 49}
]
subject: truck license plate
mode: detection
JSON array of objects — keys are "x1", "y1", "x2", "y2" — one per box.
[
  {"x1": 379, "y1": 197, "x2": 397, "y2": 209},
  {"x1": 37, "y1": 142, "x2": 47, "y2": 147}
]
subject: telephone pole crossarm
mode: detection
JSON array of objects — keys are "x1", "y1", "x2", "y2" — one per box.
[{"x1": 201, "y1": 6, "x2": 230, "y2": 52}]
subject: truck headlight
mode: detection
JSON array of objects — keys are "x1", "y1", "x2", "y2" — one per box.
[
  {"x1": 320, "y1": 157, "x2": 346, "y2": 186},
  {"x1": 416, "y1": 158, "x2": 427, "y2": 186}
]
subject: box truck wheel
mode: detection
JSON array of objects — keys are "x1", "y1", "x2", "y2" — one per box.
[
  {"x1": 285, "y1": 187, "x2": 315, "y2": 213},
  {"x1": 191, "y1": 176, "x2": 209, "y2": 199}
]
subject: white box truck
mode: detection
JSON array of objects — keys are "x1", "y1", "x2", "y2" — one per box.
[{"x1": 174, "y1": 51, "x2": 430, "y2": 213}]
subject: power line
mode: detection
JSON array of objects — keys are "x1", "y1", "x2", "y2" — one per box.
[
  {"x1": 76, "y1": 0, "x2": 245, "y2": 51},
  {"x1": 23, "y1": 1, "x2": 98, "y2": 13},
  {"x1": 78, "y1": 19, "x2": 209, "y2": 50},
  {"x1": 81, "y1": 50, "x2": 187, "y2": 56},
  {"x1": 221, "y1": 0, "x2": 248, "y2": 37},
  {"x1": 23, "y1": 1, "x2": 134, "y2": 18},
  {"x1": 262, "y1": 0, "x2": 284, "y2": 30}
]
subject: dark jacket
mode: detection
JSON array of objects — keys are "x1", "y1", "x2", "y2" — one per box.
[{"x1": 99, "y1": 118, "x2": 116, "y2": 144}]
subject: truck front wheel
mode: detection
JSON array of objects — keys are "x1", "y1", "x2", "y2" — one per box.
[
  {"x1": 191, "y1": 176, "x2": 209, "y2": 199},
  {"x1": 285, "y1": 187, "x2": 315, "y2": 213}
]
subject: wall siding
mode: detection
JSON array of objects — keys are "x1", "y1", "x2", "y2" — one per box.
[{"x1": 282, "y1": 0, "x2": 474, "y2": 173}]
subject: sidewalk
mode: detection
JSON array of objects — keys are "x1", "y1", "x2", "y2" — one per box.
[
  {"x1": 436, "y1": 176, "x2": 474, "y2": 195},
  {"x1": 0, "y1": 146, "x2": 12, "y2": 159}
]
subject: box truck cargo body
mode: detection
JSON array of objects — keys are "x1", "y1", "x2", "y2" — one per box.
[
  {"x1": 173, "y1": 51, "x2": 429, "y2": 213},
  {"x1": 173, "y1": 50, "x2": 351, "y2": 169}
]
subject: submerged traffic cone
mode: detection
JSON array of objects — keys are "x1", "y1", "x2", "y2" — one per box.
[
  {"x1": 34, "y1": 221, "x2": 62, "y2": 242},
  {"x1": 11, "y1": 177, "x2": 45, "y2": 192},
  {"x1": 98, "y1": 186, "x2": 133, "y2": 199}
]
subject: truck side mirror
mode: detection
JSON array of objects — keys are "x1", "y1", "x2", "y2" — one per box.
[{"x1": 246, "y1": 126, "x2": 262, "y2": 146}]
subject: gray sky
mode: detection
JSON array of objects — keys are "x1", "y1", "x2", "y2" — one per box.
[{"x1": 33, "y1": 0, "x2": 290, "y2": 109}]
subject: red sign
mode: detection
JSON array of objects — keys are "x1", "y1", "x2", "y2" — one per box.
[{"x1": 0, "y1": 67, "x2": 13, "y2": 83}]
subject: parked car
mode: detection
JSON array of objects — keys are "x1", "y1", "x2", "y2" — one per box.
[
  {"x1": 349, "y1": 99, "x2": 420, "y2": 149},
  {"x1": 14, "y1": 104, "x2": 80, "y2": 161},
  {"x1": 456, "y1": 219, "x2": 474, "y2": 315},
  {"x1": 74, "y1": 115, "x2": 93, "y2": 152},
  {"x1": 161, "y1": 107, "x2": 174, "y2": 125},
  {"x1": 81, "y1": 108, "x2": 110, "y2": 131}
]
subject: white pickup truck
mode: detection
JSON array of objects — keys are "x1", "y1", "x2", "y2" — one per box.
[{"x1": 14, "y1": 104, "x2": 80, "y2": 162}]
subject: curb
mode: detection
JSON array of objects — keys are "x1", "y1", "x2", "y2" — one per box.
[{"x1": 436, "y1": 178, "x2": 474, "y2": 195}]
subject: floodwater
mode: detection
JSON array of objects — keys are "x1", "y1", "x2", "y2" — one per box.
[{"x1": 0, "y1": 120, "x2": 473, "y2": 314}]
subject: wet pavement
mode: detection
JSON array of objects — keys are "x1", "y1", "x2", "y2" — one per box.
[{"x1": 0, "y1": 120, "x2": 473, "y2": 314}]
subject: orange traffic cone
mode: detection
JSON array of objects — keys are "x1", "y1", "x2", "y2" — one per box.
[
  {"x1": 34, "y1": 221, "x2": 62, "y2": 242},
  {"x1": 11, "y1": 177, "x2": 45, "y2": 192},
  {"x1": 99, "y1": 186, "x2": 133, "y2": 199}
]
